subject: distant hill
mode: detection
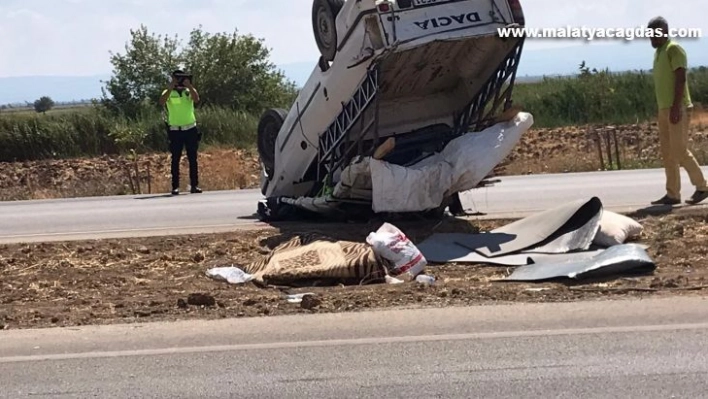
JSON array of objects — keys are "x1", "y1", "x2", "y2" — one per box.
[
  {"x1": 1, "y1": 39, "x2": 705, "y2": 106},
  {"x1": 0, "y1": 75, "x2": 110, "y2": 106}
]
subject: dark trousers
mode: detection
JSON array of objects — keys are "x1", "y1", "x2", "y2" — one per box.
[{"x1": 168, "y1": 127, "x2": 200, "y2": 189}]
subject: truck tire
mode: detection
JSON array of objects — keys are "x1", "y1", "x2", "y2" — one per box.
[
  {"x1": 257, "y1": 108, "x2": 288, "y2": 179},
  {"x1": 312, "y1": 0, "x2": 344, "y2": 62}
]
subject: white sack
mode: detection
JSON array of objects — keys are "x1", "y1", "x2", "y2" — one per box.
[{"x1": 370, "y1": 112, "x2": 534, "y2": 213}]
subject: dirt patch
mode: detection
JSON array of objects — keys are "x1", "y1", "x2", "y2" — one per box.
[
  {"x1": 498, "y1": 112, "x2": 708, "y2": 175},
  {"x1": 1, "y1": 211, "x2": 707, "y2": 330},
  {"x1": 0, "y1": 148, "x2": 260, "y2": 201}
]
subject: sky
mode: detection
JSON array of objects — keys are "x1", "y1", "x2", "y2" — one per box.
[{"x1": 0, "y1": 0, "x2": 707, "y2": 102}]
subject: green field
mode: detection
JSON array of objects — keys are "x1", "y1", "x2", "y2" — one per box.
[
  {"x1": 1, "y1": 66, "x2": 707, "y2": 163},
  {"x1": 0, "y1": 105, "x2": 258, "y2": 162},
  {"x1": 0, "y1": 104, "x2": 93, "y2": 116},
  {"x1": 513, "y1": 65, "x2": 708, "y2": 128}
]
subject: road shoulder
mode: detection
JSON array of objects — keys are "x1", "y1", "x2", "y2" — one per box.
[{"x1": 2, "y1": 296, "x2": 707, "y2": 362}]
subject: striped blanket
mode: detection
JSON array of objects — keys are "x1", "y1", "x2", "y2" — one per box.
[{"x1": 242, "y1": 233, "x2": 393, "y2": 286}]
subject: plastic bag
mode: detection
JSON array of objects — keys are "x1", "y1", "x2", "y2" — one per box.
[
  {"x1": 366, "y1": 223, "x2": 427, "y2": 278},
  {"x1": 205, "y1": 266, "x2": 253, "y2": 284}
]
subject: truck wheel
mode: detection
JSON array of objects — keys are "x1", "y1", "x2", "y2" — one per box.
[
  {"x1": 312, "y1": 0, "x2": 344, "y2": 62},
  {"x1": 257, "y1": 108, "x2": 288, "y2": 179}
]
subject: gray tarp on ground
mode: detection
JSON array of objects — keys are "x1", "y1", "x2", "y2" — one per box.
[
  {"x1": 417, "y1": 197, "x2": 604, "y2": 264},
  {"x1": 476, "y1": 197, "x2": 603, "y2": 257},
  {"x1": 415, "y1": 233, "x2": 608, "y2": 266},
  {"x1": 504, "y1": 244, "x2": 656, "y2": 282}
]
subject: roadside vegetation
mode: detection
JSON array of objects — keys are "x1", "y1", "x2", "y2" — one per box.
[
  {"x1": 514, "y1": 63, "x2": 708, "y2": 128},
  {"x1": 1, "y1": 24, "x2": 707, "y2": 199}
]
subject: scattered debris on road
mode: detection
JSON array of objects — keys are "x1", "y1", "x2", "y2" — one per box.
[
  {"x1": 504, "y1": 244, "x2": 655, "y2": 282},
  {"x1": 207, "y1": 197, "x2": 649, "y2": 288},
  {"x1": 205, "y1": 221, "x2": 431, "y2": 288},
  {"x1": 1, "y1": 206, "x2": 707, "y2": 330},
  {"x1": 206, "y1": 232, "x2": 390, "y2": 287},
  {"x1": 418, "y1": 197, "x2": 604, "y2": 265},
  {"x1": 416, "y1": 197, "x2": 650, "y2": 283}
]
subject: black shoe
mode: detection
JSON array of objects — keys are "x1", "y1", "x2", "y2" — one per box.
[
  {"x1": 686, "y1": 190, "x2": 708, "y2": 205},
  {"x1": 190, "y1": 186, "x2": 202, "y2": 194},
  {"x1": 651, "y1": 195, "x2": 680, "y2": 205},
  {"x1": 171, "y1": 188, "x2": 180, "y2": 195}
]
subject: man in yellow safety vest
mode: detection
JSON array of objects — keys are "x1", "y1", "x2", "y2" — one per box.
[{"x1": 159, "y1": 69, "x2": 202, "y2": 195}]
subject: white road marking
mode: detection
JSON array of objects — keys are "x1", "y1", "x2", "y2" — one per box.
[{"x1": 3, "y1": 322, "x2": 707, "y2": 364}]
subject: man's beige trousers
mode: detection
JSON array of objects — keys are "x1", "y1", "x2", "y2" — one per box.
[{"x1": 657, "y1": 107, "x2": 708, "y2": 200}]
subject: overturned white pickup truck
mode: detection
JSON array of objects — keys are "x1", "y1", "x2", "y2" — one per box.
[{"x1": 256, "y1": 0, "x2": 532, "y2": 221}]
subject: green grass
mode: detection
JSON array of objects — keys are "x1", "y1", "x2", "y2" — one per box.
[
  {"x1": 512, "y1": 66, "x2": 708, "y2": 128},
  {"x1": 0, "y1": 105, "x2": 258, "y2": 162},
  {"x1": 1, "y1": 105, "x2": 93, "y2": 115},
  {"x1": 1, "y1": 67, "x2": 708, "y2": 162}
]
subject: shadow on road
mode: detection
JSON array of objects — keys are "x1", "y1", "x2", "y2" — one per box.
[
  {"x1": 627, "y1": 203, "x2": 708, "y2": 217},
  {"x1": 629, "y1": 205, "x2": 674, "y2": 217},
  {"x1": 238, "y1": 214, "x2": 261, "y2": 220},
  {"x1": 627, "y1": 203, "x2": 708, "y2": 219},
  {"x1": 259, "y1": 215, "x2": 481, "y2": 249},
  {"x1": 134, "y1": 194, "x2": 174, "y2": 200}
]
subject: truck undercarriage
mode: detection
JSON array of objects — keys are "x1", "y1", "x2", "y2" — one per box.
[{"x1": 256, "y1": 0, "x2": 529, "y2": 222}]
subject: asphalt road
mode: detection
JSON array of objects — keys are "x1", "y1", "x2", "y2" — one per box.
[
  {"x1": 1, "y1": 167, "x2": 708, "y2": 243},
  {"x1": 459, "y1": 165, "x2": 708, "y2": 217},
  {"x1": 1, "y1": 297, "x2": 707, "y2": 398}
]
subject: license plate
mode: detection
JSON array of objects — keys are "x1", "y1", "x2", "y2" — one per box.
[{"x1": 412, "y1": 0, "x2": 454, "y2": 6}]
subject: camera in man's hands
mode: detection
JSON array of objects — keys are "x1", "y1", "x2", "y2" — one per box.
[{"x1": 173, "y1": 72, "x2": 193, "y2": 86}]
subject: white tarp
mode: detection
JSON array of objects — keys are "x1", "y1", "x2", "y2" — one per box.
[
  {"x1": 370, "y1": 157, "x2": 453, "y2": 212},
  {"x1": 332, "y1": 157, "x2": 373, "y2": 200},
  {"x1": 370, "y1": 112, "x2": 534, "y2": 213}
]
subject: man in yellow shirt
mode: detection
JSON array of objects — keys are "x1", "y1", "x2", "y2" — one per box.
[
  {"x1": 159, "y1": 70, "x2": 202, "y2": 195},
  {"x1": 648, "y1": 17, "x2": 708, "y2": 205}
]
